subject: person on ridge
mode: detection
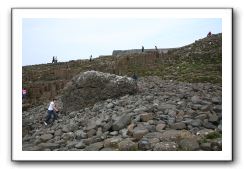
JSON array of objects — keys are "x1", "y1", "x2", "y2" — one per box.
[
  {"x1": 207, "y1": 31, "x2": 212, "y2": 37},
  {"x1": 90, "y1": 55, "x2": 92, "y2": 62}
]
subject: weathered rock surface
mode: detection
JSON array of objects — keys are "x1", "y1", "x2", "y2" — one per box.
[
  {"x1": 61, "y1": 71, "x2": 138, "y2": 112},
  {"x1": 23, "y1": 75, "x2": 222, "y2": 151}
]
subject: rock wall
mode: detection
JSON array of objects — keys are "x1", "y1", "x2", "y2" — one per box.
[{"x1": 112, "y1": 48, "x2": 172, "y2": 56}]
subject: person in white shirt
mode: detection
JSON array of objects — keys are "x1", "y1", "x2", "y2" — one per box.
[{"x1": 44, "y1": 99, "x2": 59, "y2": 125}]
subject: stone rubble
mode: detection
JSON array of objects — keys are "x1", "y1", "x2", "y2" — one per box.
[{"x1": 22, "y1": 73, "x2": 222, "y2": 151}]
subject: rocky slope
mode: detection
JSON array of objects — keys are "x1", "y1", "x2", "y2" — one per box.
[
  {"x1": 22, "y1": 33, "x2": 222, "y2": 110},
  {"x1": 22, "y1": 72, "x2": 222, "y2": 151}
]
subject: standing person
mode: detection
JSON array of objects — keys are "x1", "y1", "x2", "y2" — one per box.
[
  {"x1": 44, "y1": 99, "x2": 59, "y2": 125},
  {"x1": 90, "y1": 55, "x2": 92, "y2": 62},
  {"x1": 142, "y1": 46, "x2": 144, "y2": 52},
  {"x1": 52, "y1": 56, "x2": 55, "y2": 63},
  {"x1": 132, "y1": 73, "x2": 138, "y2": 81},
  {"x1": 207, "y1": 31, "x2": 212, "y2": 37},
  {"x1": 22, "y1": 88, "x2": 27, "y2": 99}
]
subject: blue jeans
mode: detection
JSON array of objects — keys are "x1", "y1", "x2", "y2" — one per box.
[{"x1": 45, "y1": 110, "x2": 57, "y2": 124}]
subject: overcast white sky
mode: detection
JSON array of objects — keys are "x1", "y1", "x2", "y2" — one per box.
[{"x1": 22, "y1": 18, "x2": 221, "y2": 66}]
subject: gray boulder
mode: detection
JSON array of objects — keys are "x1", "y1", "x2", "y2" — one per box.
[
  {"x1": 118, "y1": 139, "x2": 138, "y2": 151},
  {"x1": 112, "y1": 114, "x2": 131, "y2": 131},
  {"x1": 38, "y1": 143, "x2": 60, "y2": 150},
  {"x1": 84, "y1": 142, "x2": 104, "y2": 151},
  {"x1": 170, "y1": 122, "x2": 186, "y2": 130},
  {"x1": 178, "y1": 138, "x2": 200, "y2": 151},
  {"x1": 61, "y1": 71, "x2": 138, "y2": 112},
  {"x1": 40, "y1": 134, "x2": 53, "y2": 142}
]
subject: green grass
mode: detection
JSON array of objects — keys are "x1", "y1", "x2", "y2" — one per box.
[
  {"x1": 205, "y1": 132, "x2": 222, "y2": 139},
  {"x1": 125, "y1": 57, "x2": 222, "y2": 84}
]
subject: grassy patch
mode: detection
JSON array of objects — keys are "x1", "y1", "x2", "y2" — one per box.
[{"x1": 205, "y1": 132, "x2": 222, "y2": 139}]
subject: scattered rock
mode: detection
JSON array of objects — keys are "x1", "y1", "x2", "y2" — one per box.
[
  {"x1": 102, "y1": 121, "x2": 113, "y2": 132},
  {"x1": 75, "y1": 141, "x2": 86, "y2": 149},
  {"x1": 112, "y1": 114, "x2": 131, "y2": 131},
  {"x1": 153, "y1": 142, "x2": 178, "y2": 151},
  {"x1": 212, "y1": 97, "x2": 221, "y2": 104},
  {"x1": 170, "y1": 122, "x2": 186, "y2": 130},
  {"x1": 118, "y1": 139, "x2": 138, "y2": 151},
  {"x1": 208, "y1": 112, "x2": 219, "y2": 122},
  {"x1": 87, "y1": 129, "x2": 97, "y2": 138},
  {"x1": 156, "y1": 123, "x2": 166, "y2": 132},
  {"x1": 23, "y1": 73, "x2": 222, "y2": 151},
  {"x1": 200, "y1": 142, "x2": 212, "y2": 151},
  {"x1": 138, "y1": 139, "x2": 151, "y2": 150},
  {"x1": 104, "y1": 137, "x2": 122, "y2": 148},
  {"x1": 62, "y1": 132, "x2": 75, "y2": 141},
  {"x1": 38, "y1": 143, "x2": 60, "y2": 150},
  {"x1": 213, "y1": 105, "x2": 222, "y2": 113},
  {"x1": 86, "y1": 120, "x2": 97, "y2": 131},
  {"x1": 140, "y1": 113, "x2": 154, "y2": 122},
  {"x1": 40, "y1": 134, "x2": 53, "y2": 142},
  {"x1": 191, "y1": 119, "x2": 202, "y2": 127},
  {"x1": 178, "y1": 138, "x2": 200, "y2": 151},
  {"x1": 54, "y1": 129, "x2": 63, "y2": 137},
  {"x1": 133, "y1": 127, "x2": 149, "y2": 140},
  {"x1": 75, "y1": 130, "x2": 87, "y2": 139},
  {"x1": 110, "y1": 131, "x2": 119, "y2": 136},
  {"x1": 84, "y1": 142, "x2": 104, "y2": 151},
  {"x1": 191, "y1": 96, "x2": 202, "y2": 104}
]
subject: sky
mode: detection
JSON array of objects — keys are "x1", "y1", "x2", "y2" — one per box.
[{"x1": 22, "y1": 18, "x2": 221, "y2": 66}]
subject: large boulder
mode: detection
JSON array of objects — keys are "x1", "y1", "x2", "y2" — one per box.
[{"x1": 61, "y1": 71, "x2": 138, "y2": 112}]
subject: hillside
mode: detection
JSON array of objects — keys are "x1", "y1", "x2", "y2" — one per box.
[
  {"x1": 22, "y1": 33, "x2": 222, "y2": 151},
  {"x1": 22, "y1": 33, "x2": 222, "y2": 109}
]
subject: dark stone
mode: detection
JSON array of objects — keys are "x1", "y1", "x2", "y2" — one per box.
[{"x1": 138, "y1": 139, "x2": 151, "y2": 150}]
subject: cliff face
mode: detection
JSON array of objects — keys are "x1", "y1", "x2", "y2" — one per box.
[{"x1": 22, "y1": 33, "x2": 222, "y2": 109}]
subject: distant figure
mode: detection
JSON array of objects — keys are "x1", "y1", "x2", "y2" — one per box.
[
  {"x1": 155, "y1": 46, "x2": 158, "y2": 51},
  {"x1": 142, "y1": 46, "x2": 144, "y2": 52},
  {"x1": 52, "y1": 56, "x2": 55, "y2": 63},
  {"x1": 52, "y1": 56, "x2": 58, "y2": 64},
  {"x1": 55, "y1": 56, "x2": 58, "y2": 63},
  {"x1": 132, "y1": 73, "x2": 138, "y2": 81},
  {"x1": 90, "y1": 55, "x2": 92, "y2": 62},
  {"x1": 44, "y1": 98, "x2": 59, "y2": 126},
  {"x1": 22, "y1": 88, "x2": 27, "y2": 99},
  {"x1": 207, "y1": 31, "x2": 212, "y2": 37}
]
